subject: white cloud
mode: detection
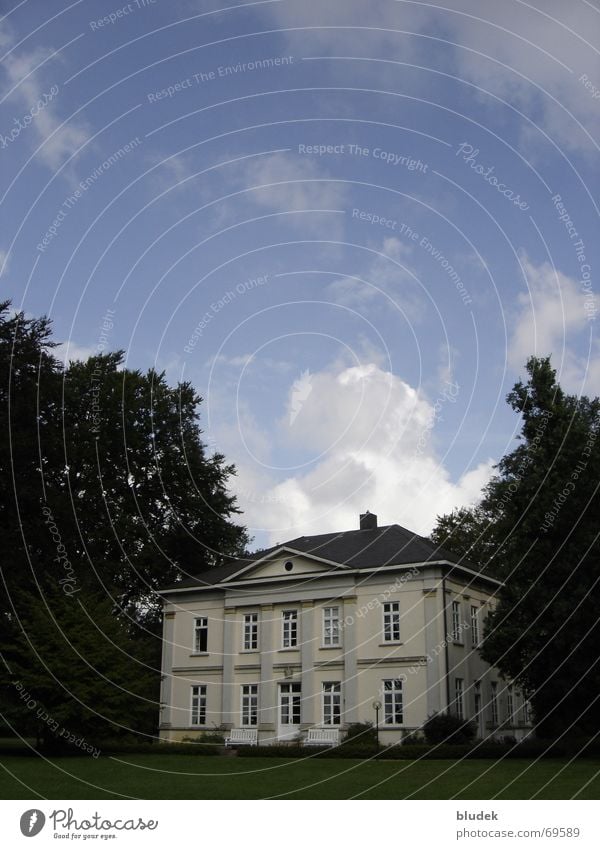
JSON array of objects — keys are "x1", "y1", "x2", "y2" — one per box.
[
  {"x1": 55, "y1": 340, "x2": 95, "y2": 365},
  {"x1": 509, "y1": 256, "x2": 599, "y2": 394},
  {"x1": 260, "y1": 0, "x2": 600, "y2": 155},
  {"x1": 225, "y1": 361, "x2": 494, "y2": 544},
  {"x1": 326, "y1": 235, "x2": 425, "y2": 317},
  {"x1": 241, "y1": 151, "x2": 345, "y2": 218},
  {"x1": 439, "y1": 0, "x2": 600, "y2": 155},
  {"x1": 2, "y1": 45, "x2": 88, "y2": 168}
]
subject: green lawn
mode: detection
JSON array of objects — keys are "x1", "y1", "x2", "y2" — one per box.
[{"x1": 1, "y1": 754, "x2": 599, "y2": 799}]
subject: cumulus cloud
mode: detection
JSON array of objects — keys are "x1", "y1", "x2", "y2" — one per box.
[
  {"x1": 2, "y1": 44, "x2": 88, "y2": 168},
  {"x1": 225, "y1": 361, "x2": 493, "y2": 544},
  {"x1": 509, "y1": 255, "x2": 598, "y2": 394},
  {"x1": 259, "y1": 0, "x2": 600, "y2": 155},
  {"x1": 445, "y1": 0, "x2": 600, "y2": 155}
]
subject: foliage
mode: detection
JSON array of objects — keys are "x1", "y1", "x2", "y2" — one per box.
[
  {"x1": 0, "y1": 302, "x2": 249, "y2": 748},
  {"x1": 431, "y1": 356, "x2": 600, "y2": 738},
  {"x1": 423, "y1": 712, "x2": 477, "y2": 745},
  {"x1": 342, "y1": 721, "x2": 379, "y2": 747}
]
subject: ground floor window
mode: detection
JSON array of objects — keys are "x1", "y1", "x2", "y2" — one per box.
[
  {"x1": 280, "y1": 682, "x2": 301, "y2": 725},
  {"x1": 455, "y1": 677, "x2": 464, "y2": 720},
  {"x1": 322, "y1": 682, "x2": 341, "y2": 725},
  {"x1": 191, "y1": 685, "x2": 207, "y2": 726},
  {"x1": 490, "y1": 681, "x2": 499, "y2": 725},
  {"x1": 241, "y1": 684, "x2": 258, "y2": 726},
  {"x1": 506, "y1": 685, "x2": 514, "y2": 722},
  {"x1": 383, "y1": 678, "x2": 403, "y2": 725}
]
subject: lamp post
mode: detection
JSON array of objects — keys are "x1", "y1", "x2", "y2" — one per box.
[{"x1": 372, "y1": 699, "x2": 382, "y2": 748}]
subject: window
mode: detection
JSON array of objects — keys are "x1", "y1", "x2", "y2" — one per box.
[
  {"x1": 323, "y1": 606, "x2": 340, "y2": 646},
  {"x1": 490, "y1": 682, "x2": 498, "y2": 725},
  {"x1": 282, "y1": 610, "x2": 298, "y2": 648},
  {"x1": 191, "y1": 685, "x2": 207, "y2": 726},
  {"x1": 522, "y1": 700, "x2": 531, "y2": 724},
  {"x1": 193, "y1": 617, "x2": 208, "y2": 653},
  {"x1": 451, "y1": 600, "x2": 461, "y2": 642},
  {"x1": 241, "y1": 684, "x2": 258, "y2": 726},
  {"x1": 323, "y1": 682, "x2": 341, "y2": 725},
  {"x1": 383, "y1": 602, "x2": 400, "y2": 643},
  {"x1": 506, "y1": 685, "x2": 514, "y2": 721},
  {"x1": 470, "y1": 605, "x2": 480, "y2": 647},
  {"x1": 243, "y1": 613, "x2": 259, "y2": 650},
  {"x1": 455, "y1": 678, "x2": 464, "y2": 720},
  {"x1": 280, "y1": 682, "x2": 301, "y2": 725},
  {"x1": 383, "y1": 679, "x2": 403, "y2": 725}
]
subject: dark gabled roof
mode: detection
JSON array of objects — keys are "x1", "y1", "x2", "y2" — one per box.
[{"x1": 160, "y1": 523, "x2": 483, "y2": 592}]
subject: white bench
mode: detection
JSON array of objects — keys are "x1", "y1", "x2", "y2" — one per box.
[
  {"x1": 224, "y1": 728, "x2": 258, "y2": 747},
  {"x1": 304, "y1": 727, "x2": 340, "y2": 747}
]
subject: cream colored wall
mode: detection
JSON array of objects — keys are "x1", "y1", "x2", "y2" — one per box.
[
  {"x1": 169, "y1": 596, "x2": 225, "y2": 670},
  {"x1": 159, "y1": 566, "x2": 527, "y2": 743},
  {"x1": 238, "y1": 553, "x2": 338, "y2": 579}
]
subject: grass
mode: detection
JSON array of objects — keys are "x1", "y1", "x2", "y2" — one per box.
[{"x1": 1, "y1": 753, "x2": 599, "y2": 799}]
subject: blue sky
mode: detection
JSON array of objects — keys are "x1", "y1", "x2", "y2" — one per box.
[{"x1": 2, "y1": 0, "x2": 599, "y2": 548}]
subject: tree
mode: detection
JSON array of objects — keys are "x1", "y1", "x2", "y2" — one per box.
[
  {"x1": 430, "y1": 505, "x2": 498, "y2": 576},
  {"x1": 0, "y1": 303, "x2": 249, "y2": 747},
  {"x1": 431, "y1": 357, "x2": 600, "y2": 738}
]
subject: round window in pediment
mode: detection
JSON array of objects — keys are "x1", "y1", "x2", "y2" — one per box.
[{"x1": 284, "y1": 560, "x2": 294, "y2": 572}]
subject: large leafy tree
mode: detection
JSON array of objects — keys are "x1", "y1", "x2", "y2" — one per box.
[
  {"x1": 432, "y1": 357, "x2": 600, "y2": 737},
  {"x1": 0, "y1": 303, "x2": 249, "y2": 746}
]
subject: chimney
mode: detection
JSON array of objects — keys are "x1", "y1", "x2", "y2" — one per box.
[{"x1": 359, "y1": 510, "x2": 378, "y2": 530}]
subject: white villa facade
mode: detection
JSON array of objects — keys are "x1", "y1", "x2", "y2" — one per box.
[{"x1": 158, "y1": 513, "x2": 532, "y2": 745}]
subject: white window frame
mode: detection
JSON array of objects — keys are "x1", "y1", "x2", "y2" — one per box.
[
  {"x1": 382, "y1": 601, "x2": 401, "y2": 643},
  {"x1": 470, "y1": 605, "x2": 480, "y2": 647},
  {"x1": 490, "y1": 681, "x2": 499, "y2": 725},
  {"x1": 522, "y1": 699, "x2": 531, "y2": 724},
  {"x1": 243, "y1": 612, "x2": 259, "y2": 651},
  {"x1": 455, "y1": 677, "x2": 464, "y2": 720},
  {"x1": 241, "y1": 684, "x2": 258, "y2": 726},
  {"x1": 193, "y1": 617, "x2": 208, "y2": 653},
  {"x1": 191, "y1": 684, "x2": 207, "y2": 726},
  {"x1": 282, "y1": 610, "x2": 298, "y2": 648},
  {"x1": 382, "y1": 678, "x2": 403, "y2": 725},
  {"x1": 506, "y1": 685, "x2": 514, "y2": 722},
  {"x1": 322, "y1": 682, "x2": 341, "y2": 726},
  {"x1": 280, "y1": 682, "x2": 301, "y2": 725},
  {"x1": 451, "y1": 600, "x2": 462, "y2": 642},
  {"x1": 322, "y1": 606, "x2": 340, "y2": 647}
]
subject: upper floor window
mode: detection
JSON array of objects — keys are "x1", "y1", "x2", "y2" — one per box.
[
  {"x1": 383, "y1": 678, "x2": 403, "y2": 725},
  {"x1": 191, "y1": 685, "x2": 207, "y2": 726},
  {"x1": 522, "y1": 700, "x2": 531, "y2": 724},
  {"x1": 243, "y1": 613, "x2": 259, "y2": 650},
  {"x1": 383, "y1": 601, "x2": 400, "y2": 643},
  {"x1": 323, "y1": 606, "x2": 340, "y2": 646},
  {"x1": 322, "y1": 682, "x2": 341, "y2": 725},
  {"x1": 282, "y1": 610, "x2": 298, "y2": 648},
  {"x1": 193, "y1": 617, "x2": 208, "y2": 653},
  {"x1": 455, "y1": 677, "x2": 465, "y2": 720},
  {"x1": 470, "y1": 605, "x2": 480, "y2": 647},
  {"x1": 451, "y1": 600, "x2": 462, "y2": 642},
  {"x1": 241, "y1": 684, "x2": 258, "y2": 726},
  {"x1": 490, "y1": 681, "x2": 499, "y2": 725}
]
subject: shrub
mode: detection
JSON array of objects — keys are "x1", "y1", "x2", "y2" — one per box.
[
  {"x1": 423, "y1": 713, "x2": 477, "y2": 745},
  {"x1": 342, "y1": 722, "x2": 379, "y2": 748},
  {"x1": 181, "y1": 729, "x2": 225, "y2": 745}
]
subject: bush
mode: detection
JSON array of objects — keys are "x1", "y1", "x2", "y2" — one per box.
[
  {"x1": 423, "y1": 713, "x2": 477, "y2": 745},
  {"x1": 342, "y1": 722, "x2": 379, "y2": 748},
  {"x1": 181, "y1": 729, "x2": 225, "y2": 745}
]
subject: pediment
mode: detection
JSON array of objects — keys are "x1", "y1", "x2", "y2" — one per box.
[{"x1": 225, "y1": 546, "x2": 348, "y2": 583}]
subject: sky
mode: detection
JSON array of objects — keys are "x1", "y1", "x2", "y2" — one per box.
[{"x1": 1, "y1": 0, "x2": 599, "y2": 549}]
